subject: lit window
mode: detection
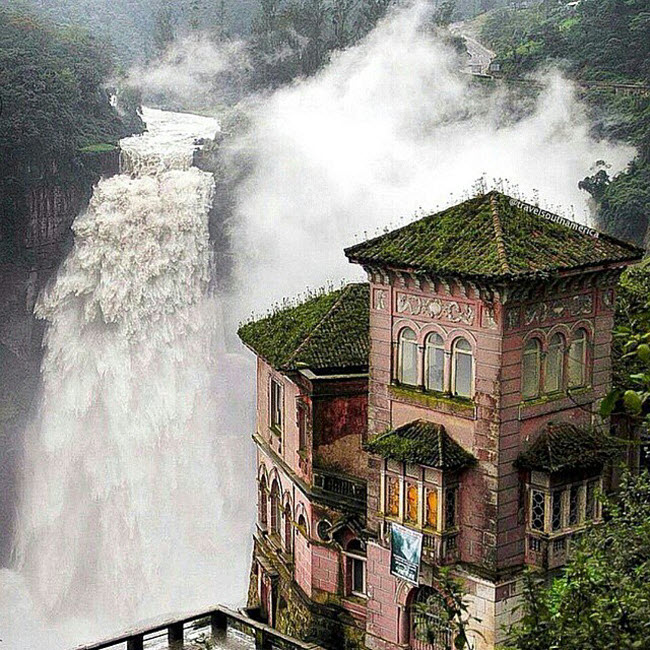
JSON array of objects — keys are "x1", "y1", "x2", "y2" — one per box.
[
  {"x1": 544, "y1": 333, "x2": 565, "y2": 393},
  {"x1": 568, "y1": 329, "x2": 588, "y2": 388},
  {"x1": 386, "y1": 475, "x2": 400, "y2": 517},
  {"x1": 452, "y1": 338, "x2": 473, "y2": 398},
  {"x1": 444, "y1": 487, "x2": 457, "y2": 529},
  {"x1": 530, "y1": 489, "x2": 546, "y2": 532},
  {"x1": 398, "y1": 328, "x2": 418, "y2": 386},
  {"x1": 270, "y1": 378, "x2": 283, "y2": 431},
  {"x1": 522, "y1": 339, "x2": 541, "y2": 399},
  {"x1": 425, "y1": 488, "x2": 438, "y2": 529},
  {"x1": 425, "y1": 333, "x2": 445, "y2": 392},
  {"x1": 345, "y1": 540, "x2": 367, "y2": 597},
  {"x1": 270, "y1": 481, "x2": 281, "y2": 535},
  {"x1": 405, "y1": 483, "x2": 418, "y2": 523}
]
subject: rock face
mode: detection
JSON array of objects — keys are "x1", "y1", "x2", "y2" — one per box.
[{"x1": 0, "y1": 149, "x2": 119, "y2": 560}]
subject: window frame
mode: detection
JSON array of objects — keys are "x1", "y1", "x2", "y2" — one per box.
[
  {"x1": 522, "y1": 338, "x2": 542, "y2": 400},
  {"x1": 568, "y1": 328, "x2": 588, "y2": 389},
  {"x1": 269, "y1": 377, "x2": 284, "y2": 433},
  {"x1": 344, "y1": 539, "x2": 367, "y2": 598},
  {"x1": 451, "y1": 337, "x2": 474, "y2": 398},
  {"x1": 397, "y1": 327, "x2": 419, "y2": 386},
  {"x1": 544, "y1": 333, "x2": 565, "y2": 394},
  {"x1": 425, "y1": 332, "x2": 445, "y2": 393}
]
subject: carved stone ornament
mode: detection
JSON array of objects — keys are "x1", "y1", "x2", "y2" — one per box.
[
  {"x1": 395, "y1": 292, "x2": 475, "y2": 325},
  {"x1": 374, "y1": 289, "x2": 387, "y2": 311},
  {"x1": 510, "y1": 293, "x2": 595, "y2": 329}
]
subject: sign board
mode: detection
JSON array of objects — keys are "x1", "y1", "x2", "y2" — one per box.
[{"x1": 390, "y1": 522, "x2": 423, "y2": 584}]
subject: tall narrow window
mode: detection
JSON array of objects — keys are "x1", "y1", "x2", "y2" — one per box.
[
  {"x1": 551, "y1": 489, "x2": 563, "y2": 532},
  {"x1": 426, "y1": 488, "x2": 438, "y2": 529},
  {"x1": 270, "y1": 378, "x2": 283, "y2": 431},
  {"x1": 284, "y1": 506, "x2": 293, "y2": 554},
  {"x1": 298, "y1": 403, "x2": 309, "y2": 450},
  {"x1": 544, "y1": 333, "x2": 565, "y2": 394},
  {"x1": 523, "y1": 339, "x2": 541, "y2": 399},
  {"x1": 452, "y1": 338, "x2": 473, "y2": 398},
  {"x1": 270, "y1": 482, "x2": 281, "y2": 535},
  {"x1": 530, "y1": 489, "x2": 546, "y2": 532},
  {"x1": 568, "y1": 485, "x2": 581, "y2": 527},
  {"x1": 444, "y1": 487, "x2": 457, "y2": 529},
  {"x1": 345, "y1": 540, "x2": 367, "y2": 597},
  {"x1": 398, "y1": 328, "x2": 418, "y2": 386},
  {"x1": 405, "y1": 483, "x2": 419, "y2": 523},
  {"x1": 386, "y1": 476, "x2": 400, "y2": 517},
  {"x1": 568, "y1": 329, "x2": 588, "y2": 388},
  {"x1": 585, "y1": 480, "x2": 598, "y2": 521},
  {"x1": 425, "y1": 333, "x2": 445, "y2": 392},
  {"x1": 258, "y1": 476, "x2": 268, "y2": 529}
]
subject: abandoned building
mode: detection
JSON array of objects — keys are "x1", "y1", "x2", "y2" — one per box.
[{"x1": 237, "y1": 191, "x2": 644, "y2": 650}]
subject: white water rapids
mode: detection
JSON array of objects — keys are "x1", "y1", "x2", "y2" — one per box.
[{"x1": 0, "y1": 108, "x2": 254, "y2": 649}]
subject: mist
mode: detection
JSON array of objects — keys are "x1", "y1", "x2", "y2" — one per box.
[{"x1": 226, "y1": 1, "x2": 634, "y2": 316}]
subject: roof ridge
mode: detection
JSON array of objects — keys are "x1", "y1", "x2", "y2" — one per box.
[
  {"x1": 489, "y1": 193, "x2": 511, "y2": 274},
  {"x1": 283, "y1": 284, "x2": 353, "y2": 369}
]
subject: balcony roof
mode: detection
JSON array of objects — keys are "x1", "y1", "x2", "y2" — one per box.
[{"x1": 365, "y1": 419, "x2": 475, "y2": 470}]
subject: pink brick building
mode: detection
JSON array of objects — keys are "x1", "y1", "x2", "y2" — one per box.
[{"x1": 238, "y1": 192, "x2": 643, "y2": 650}]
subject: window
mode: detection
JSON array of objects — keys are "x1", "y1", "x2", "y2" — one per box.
[
  {"x1": 585, "y1": 480, "x2": 598, "y2": 520},
  {"x1": 284, "y1": 506, "x2": 293, "y2": 553},
  {"x1": 270, "y1": 481, "x2": 281, "y2": 536},
  {"x1": 298, "y1": 403, "x2": 309, "y2": 450},
  {"x1": 551, "y1": 489, "x2": 563, "y2": 532},
  {"x1": 386, "y1": 475, "x2": 400, "y2": 517},
  {"x1": 452, "y1": 338, "x2": 473, "y2": 398},
  {"x1": 410, "y1": 587, "x2": 453, "y2": 649},
  {"x1": 398, "y1": 328, "x2": 418, "y2": 386},
  {"x1": 544, "y1": 333, "x2": 565, "y2": 394},
  {"x1": 258, "y1": 476, "x2": 268, "y2": 529},
  {"x1": 425, "y1": 333, "x2": 445, "y2": 392},
  {"x1": 568, "y1": 485, "x2": 581, "y2": 527},
  {"x1": 444, "y1": 487, "x2": 457, "y2": 529},
  {"x1": 530, "y1": 489, "x2": 546, "y2": 532},
  {"x1": 425, "y1": 488, "x2": 438, "y2": 530},
  {"x1": 345, "y1": 539, "x2": 367, "y2": 597},
  {"x1": 270, "y1": 378, "x2": 283, "y2": 431},
  {"x1": 568, "y1": 329, "x2": 588, "y2": 388},
  {"x1": 523, "y1": 339, "x2": 541, "y2": 399},
  {"x1": 405, "y1": 483, "x2": 418, "y2": 523}
]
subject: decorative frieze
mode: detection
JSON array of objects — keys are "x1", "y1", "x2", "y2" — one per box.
[
  {"x1": 506, "y1": 293, "x2": 594, "y2": 330},
  {"x1": 373, "y1": 288, "x2": 388, "y2": 311},
  {"x1": 395, "y1": 291, "x2": 475, "y2": 325}
]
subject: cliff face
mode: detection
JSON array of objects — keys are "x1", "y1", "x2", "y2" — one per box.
[{"x1": 0, "y1": 149, "x2": 120, "y2": 561}]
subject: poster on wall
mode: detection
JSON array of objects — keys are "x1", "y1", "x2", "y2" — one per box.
[{"x1": 390, "y1": 522, "x2": 423, "y2": 584}]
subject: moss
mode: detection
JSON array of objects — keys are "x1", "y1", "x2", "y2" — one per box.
[
  {"x1": 238, "y1": 283, "x2": 369, "y2": 372},
  {"x1": 345, "y1": 191, "x2": 643, "y2": 280},
  {"x1": 79, "y1": 143, "x2": 118, "y2": 153},
  {"x1": 365, "y1": 419, "x2": 475, "y2": 470},
  {"x1": 389, "y1": 384, "x2": 474, "y2": 413}
]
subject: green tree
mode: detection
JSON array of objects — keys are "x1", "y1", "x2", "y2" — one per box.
[{"x1": 506, "y1": 471, "x2": 650, "y2": 650}]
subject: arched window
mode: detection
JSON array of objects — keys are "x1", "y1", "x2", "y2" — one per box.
[
  {"x1": 297, "y1": 514, "x2": 308, "y2": 536},
  {"x1": 345, "y1": 539, "x2": 367, "y2": 597},
  {"x1": 568, "y1": 329, "x2": 588, "y2": 388},
  {"x1": 522, "y1": 339, "x2": 541, "y2": 400},
  {"x1": 258, "y1": 475, "x2": 268, "y2": 529},
  {"x1": 284, "y1": 505, "x2": 293, "y2": 554},
  {"x1": 270, "y1": 481, "x2": 281, "y2": 536},
  {"x1": 544, "y1": 333, "x2": 565, "y2": 394},
  {"x1": 452, "y1": 338, "x2": 473, "y2": 398},
  {"x1": 398, "y1": 328, "x2": 419, "y2": 386},
  {"x1": 425, "y1": 333, "x2": 445, "y2": 392},
  {"x1": 410, "y1": 587, "x2": 453, "y2": 649}
]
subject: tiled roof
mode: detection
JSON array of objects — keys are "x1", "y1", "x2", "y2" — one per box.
[
  {"x1": 516, "y1": 422, "x2": 623, "y2": 474},
  {"x1": 345, "y1": 191, "x2": 643, "y2": 280},
  {"x1": 365, "y1": 419, "x2": 476, "y2": 470},
  {"x1": 237, "y1": 283, "x2": 369, "y2": 372}
]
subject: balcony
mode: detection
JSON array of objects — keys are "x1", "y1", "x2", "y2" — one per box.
[
  {"x1": 526, "y1": 530, "x2": 580, "y2": 569},
  {"x1": 312, "y1": 469, "x2": 367, "y2": 511},
  {"x1": 422, "y1": 531, "x2": 460, "y2": 566}
]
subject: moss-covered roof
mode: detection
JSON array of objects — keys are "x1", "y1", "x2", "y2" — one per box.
[
  {"x1": 365, "y1": 420, "x2": 476, "y2": 470},
  {"x1": 516, "y1": 422, "x2": 624, "y2": 474},
  {"x1": 237, "y1": 283, "x2": 369, "y2": 372},
  {"x1": 345, "y1": 191, "x2": 643, "y2": 280}
]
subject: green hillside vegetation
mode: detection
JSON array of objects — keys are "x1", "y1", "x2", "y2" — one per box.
[{"x1": 480, "y1": 0, "x2": 650, "y2": 246}]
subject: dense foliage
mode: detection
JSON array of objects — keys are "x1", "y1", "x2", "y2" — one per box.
[
  {"x1": 506, "y1": 471, "x2": 650, "y2": 650},
  {"x1": 480, "y1": 0, "x2": 650, "y2": 246},
  {"x1": 0, "y1": 9, "x2": 141, "y2": 162}
]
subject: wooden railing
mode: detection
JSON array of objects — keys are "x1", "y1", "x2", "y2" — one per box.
[
  {"x1": 71, "y1": 605, "x2": 325, "y2": 650},
  {"x1": 312, "y1": 469, "x2": 366, "y2": 510}
]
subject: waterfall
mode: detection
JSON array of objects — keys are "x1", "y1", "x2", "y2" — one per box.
[{"x1": 1, "y1": 108, "x2": 254, "y2": 649}]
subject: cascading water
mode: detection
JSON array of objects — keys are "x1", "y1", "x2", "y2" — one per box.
[{"x1": 1, "y1": 108, "x2": 254, "y2": 649}]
